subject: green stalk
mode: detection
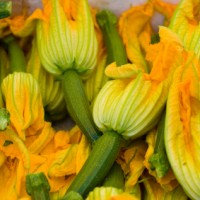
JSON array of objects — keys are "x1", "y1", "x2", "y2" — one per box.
[
  {"x1": 148, "y1": 110, "x2": 170, "y2": 178},
  {"x1": 62, "y1": 69, "x2": 101, "y2": 143},
  {"x1": 3, "y1": 35, "x2": 26, "y2": 72},
  {"x1": 26, "y1": 172, "x2": 51, "y2": 200},
  {"x1": 0, "y1": 1, "x2": 12, "y2": 19},
  {"x1": 64, "y1": 131, "x2": 123, "y2": 198},
  {"x1": 96, "y1": 10, "x2": 128, "y2": 65}
]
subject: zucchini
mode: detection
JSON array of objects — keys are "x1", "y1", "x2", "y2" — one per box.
[
  {"x1": 62, "y1": 69, "x2": 101, "y2": 143},
  {"x1": 65, "y1": 131, "x2": 123, "y2": 198}
]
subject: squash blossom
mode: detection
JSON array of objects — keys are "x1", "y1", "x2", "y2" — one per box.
[
  {"x1": 1, "y1": 72, "x2": 45, "y2": 141},
  {"x1": 93, "y1": 26, "x2": 184, "y2": 140},
  {"x1": 165, "y1": 52, "x2": 200, "y2": 199},
  {"x1": 36, "y1": 0, "x2": 97, "y2": 77},
  {"x1": 36, "y1": 0, "x2": 100, "y2": 143},
  {"x1": 27, "y1": 39, "x2": 67, "y2": 121},
  {"x1": 118, "y1": 0, "x2": 176, "y2": 72}
]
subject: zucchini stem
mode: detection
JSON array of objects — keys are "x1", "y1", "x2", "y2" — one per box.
[
  {"x1": 62, "y1": 69, "x2": 101, "y2": 143},
  {"x1": 96, "y1": 10, "x2": 128, "y2": 66},
  {"x1": 2, "y1": 35, "x2": 26, "y2": 72}
]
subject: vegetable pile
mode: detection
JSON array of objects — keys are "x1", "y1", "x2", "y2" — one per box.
[{"x1": 0, "y1": 0, "x2": 199, "y2": 199}]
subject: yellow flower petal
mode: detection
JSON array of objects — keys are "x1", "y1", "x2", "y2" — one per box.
[
  {"x1": 119, "y1": 2, "x2": 153, "y2": 72},
  {"x1": 1, "y1": 72, "x2": 45, "y2": 140},
  {"x1": 54, "y1": 130, "x2": 70, "y2": 150},
  {"x1": 28, "y1": 122, "x2": 55, "y2": 154},
  {"x1": 6, "y1": 9, "x2": 43, "y2": 37},
  {"x1": 165, "y1": 53, "x2": 200, "y2": 199},
  {"x1": 142, "y1": 173, "x2": 188, "y2": 199},
  {"x1": 76, "y1": 134, "x2": 91, "y2": 173},
  {"x1": 120, "y1": 140, "x2": 147, "y2": 191},
  {"x1": 169, "y1": 0, "x2": 200, "y2": 57},
  {"x1": 48, "y1": 144, "x2": 78, "y2": 177},
  {"x1": 105, "y1": 62, "x2": 141, "y2": 79}
]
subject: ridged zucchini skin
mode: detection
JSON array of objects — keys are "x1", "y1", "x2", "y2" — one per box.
[
  {"x1": 62, "y1": 69, "x2": 101, "y2": 143},
  {"x1": 65, "y1": 131, "x2": 123, "y2": 198}
]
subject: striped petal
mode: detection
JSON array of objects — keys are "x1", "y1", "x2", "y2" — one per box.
[
  {"x1": 1, "y1": 72, "x2": 45, "y2": 140},
  {"x1": 165, "y1": 53, "x2": 200, "y2": 199},
  {"x1": 169, "y1": 0, "x2": 200, "y2": 57},
  {"x1": 36, "y1": 0, "x2": 98, "y2": 77}
]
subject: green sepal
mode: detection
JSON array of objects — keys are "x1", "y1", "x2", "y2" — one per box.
[
  {"x1": 148, "y1": 110, "x2": 170, "y2": 178},
  {"x1": 26, "y1": 172, "x2": 51, "y2": 200}
]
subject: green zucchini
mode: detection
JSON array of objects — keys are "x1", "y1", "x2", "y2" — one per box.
[
  {"x1": 62, "y1": 69, "x2": 101, "y2": 143},
  {"x1": 65, "y1": 131, "x2": 123, "y2": 198}
]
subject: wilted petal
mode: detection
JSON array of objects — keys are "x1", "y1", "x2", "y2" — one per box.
[
  {"x1": 119, "y1": 2, "x2": 153, "y2": 72},
  {"x1": 142, "y1": 173, "x2": 188, "y2": 199}
]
